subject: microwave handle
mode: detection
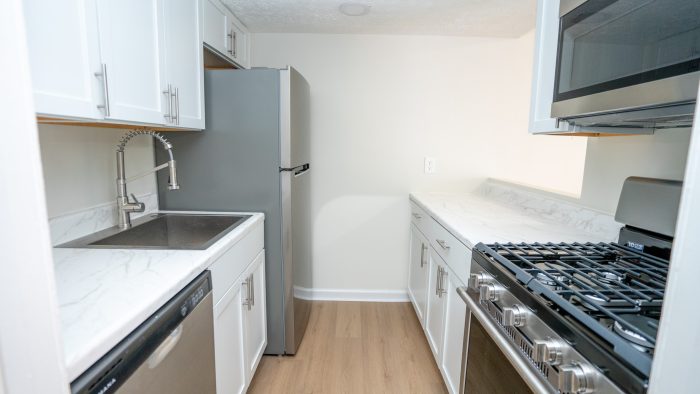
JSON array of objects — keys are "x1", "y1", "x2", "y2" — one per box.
[{"x1": 457, "y1": 287, "x2": 552, "y2": 393}]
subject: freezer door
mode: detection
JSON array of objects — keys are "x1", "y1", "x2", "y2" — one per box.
[
  {"x1": 280, "y1": 67, "x2": 312, "y2": 354},
  {"x1": 280, "y1": 67, "x2": 311, "y2": 168}
]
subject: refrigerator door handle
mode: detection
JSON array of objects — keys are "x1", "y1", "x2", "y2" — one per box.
[
  {"x1": 293, "y1": 164, "x2": 310, "y2": 178},
  {"x1": 280, "y1": 163, "x2": 310, "y2": 176}
]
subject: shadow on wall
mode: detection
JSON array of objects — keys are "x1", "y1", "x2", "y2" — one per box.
[
  {"x1": 578, "y1": 129, "x2": 692, "y2": 214},
  {"x1": 312, "y1": 195, "x2": 408, "y2": 291}
]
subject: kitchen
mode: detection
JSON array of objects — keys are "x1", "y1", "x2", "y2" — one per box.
[{"x1": 1, "y1": 0, "x2": 699, "y2": 393}]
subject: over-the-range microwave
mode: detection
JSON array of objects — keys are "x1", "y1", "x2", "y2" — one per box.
[{"x1": 552, "y1": 0, "x2": 700, "y2": 130}]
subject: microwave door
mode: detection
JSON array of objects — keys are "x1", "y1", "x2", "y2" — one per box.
[{"x1": 552, "y1": 0, "x2": 700, "y2": 119}]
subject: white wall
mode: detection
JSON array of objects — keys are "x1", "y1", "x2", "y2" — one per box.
[
  {"x1": 578, "y1": 130, "x2": 692, "y2": 214},
  {"x1": 252, "y1": 32, "x2": 588, "y2": 292},
  {"x1": 38, "y1": 124, "x2": 157, "y2": 218}
]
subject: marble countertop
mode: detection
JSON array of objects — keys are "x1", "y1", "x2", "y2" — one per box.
[
  {"x1": 410, "y1": 183, "x2": 622, "y2": 249},
  {"x1": 53, "y1": 211, "x2": 264, "y2": 382}
]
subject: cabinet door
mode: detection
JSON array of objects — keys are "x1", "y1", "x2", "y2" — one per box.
[
  {"x1": 425, "y1": 249, "x2": 446, "y2": 363},
  {"x1": 408, "y1": 225, "x2": 429, "y2": 325},
  {"x1": 23, "y1": 0, "x2": 103, "y2": 119},
  {"x1": 213, "y1": 281, "x2": 246, "y2": 394},
  {"x1": 440, "y1": 267, "x2": 467, "y2": 394},
  {"x1": 228, "y1": 19, "x2": 248, "y2": 68},
  {"x1": 243, "y1": 251, "x2": 267, "y2": 384},
  {"x1": 161, "y1": 0, "x2": 204, "y2": 129},
  {"x1": 96, "y1": 0, "x2": 166, "y2": 124},
  {"x1": 202, "y1": 0, "x2": 228, "y2": 57}
]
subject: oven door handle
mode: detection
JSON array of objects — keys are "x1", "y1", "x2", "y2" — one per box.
[{"x1": 457, "y1": 287, "x2": 554, "y2": 394}]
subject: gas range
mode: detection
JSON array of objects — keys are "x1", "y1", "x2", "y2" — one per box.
[
  {"x1": 460, "y1": 177, "x2": 680, "y2": 394},
  {"x1": 470, "y1": 241, "x2": 667, "y2": 393}
]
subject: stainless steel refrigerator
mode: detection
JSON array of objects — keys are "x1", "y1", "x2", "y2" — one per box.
[{"x1": 155, "y1": 67, "x2": 311, "y2": 355}]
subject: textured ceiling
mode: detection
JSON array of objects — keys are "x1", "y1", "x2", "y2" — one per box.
[{"x1": 222, "y1": 0, "x2": 537, "y2": 37}]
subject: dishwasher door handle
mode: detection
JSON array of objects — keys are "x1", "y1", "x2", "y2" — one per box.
[{"x1": 147, "y1": 324, "x2": 183, "y2": 369}]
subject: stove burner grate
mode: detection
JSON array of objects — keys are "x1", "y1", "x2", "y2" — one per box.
[{"x1": 484, "y1": 241, "x2": 668, "y2": 347}]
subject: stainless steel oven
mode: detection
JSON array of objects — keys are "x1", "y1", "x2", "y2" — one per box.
[
  {"x1": 458, "y1": 287, "x2": 541, "y2": 394},
  {"x1": 457, "y1": 258, "x2": 625, "y2": 394},
  {"x1": 551, "y1": 0, "x2": 700, "y2": 128}
]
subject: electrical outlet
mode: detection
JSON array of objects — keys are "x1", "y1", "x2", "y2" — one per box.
[{"x1": 424, "y1": 157, "x2": 436, "y2": 174}]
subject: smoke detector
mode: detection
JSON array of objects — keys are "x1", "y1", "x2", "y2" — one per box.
[{"x1": 339, "y1": 2, "x2": 371, "y2": 17}]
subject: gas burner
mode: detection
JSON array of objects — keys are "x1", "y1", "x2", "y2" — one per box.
[
  {"x1": 594, "y1": 270, "x2": 623, "y2": 285},
  {"x1": 536, "y1": 271, "x2": 571, "y2": 290},
  {"x1": 574, "y1": 293, "x2": 608, "y2": 311},
  {"x1": 612, "y1": 315, "x2": 659, "y2": 352}
]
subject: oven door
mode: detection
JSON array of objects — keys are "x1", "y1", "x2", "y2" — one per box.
[
  {"x1": 551, "y1": 0, "x2": 700, "y2": 119},
  {"x1": 457, "y1": 287, "x2": 553, "y2": 394}
]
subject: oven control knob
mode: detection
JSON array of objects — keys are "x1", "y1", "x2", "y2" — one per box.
[
  {"x1": 532, "y1": 339, "x2": 563, "y2": 365},
  {"x1": 558, "y1": 363, "x2": 594, "y2": 393},
  {"x1": 478, "y1": 283, "x2": 501, "y2": 302},
  {"x1": 502, "y1": 304, "x2": 527, "y2": 327},
  {"x1": 468, "y1": 272, "x2": 492, "y2": 291}
]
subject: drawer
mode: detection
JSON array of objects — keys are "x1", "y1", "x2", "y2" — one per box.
[
  {"x1": 410, "y1": 202, "x2": 431, "y2": 237},
  {"x1": 210, "y1": 221, "x2": 264, "y2": 304},
  {"x1": 429, "y1": 220, "x2": 471, "y2": 286}
]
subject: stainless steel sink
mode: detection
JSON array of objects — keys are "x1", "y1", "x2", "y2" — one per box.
[{"x1": 58, "y1": 213, "x2": 251, "y2": 250}]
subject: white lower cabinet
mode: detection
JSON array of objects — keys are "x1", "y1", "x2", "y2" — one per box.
[
  {"x1": 242, "y1": 251, "x2": 267, "y2": 381},
  {"x1": 408, "y1": 202, "x2": 468, "y2": 394},
  {"x1": 213, "y1": 278, "x2": 246, "y2": 394},
  {"x1": 213, "y1": 249, "x2": 267, "y2": 392},
  {"x1": 408, "y1": 224, "x2": 429, "y2": 324},
  {"x1": 210, "y1": 221, "x2": 266, "y2": 393},
  {"x1": 440, "y1": 265, "x2": 467, "y2": 394},
  {"x1": 425, "y1": 250, "x2": 446, "y2": 361}
]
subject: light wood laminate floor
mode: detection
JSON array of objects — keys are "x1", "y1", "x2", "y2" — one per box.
[{"x1": 248, "y1": 301, "x2": 447, "y2": 394}]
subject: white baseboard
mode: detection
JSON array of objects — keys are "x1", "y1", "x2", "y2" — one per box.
[{"x1": 294, "y1": 286, "x2": 409, "y2": 302}]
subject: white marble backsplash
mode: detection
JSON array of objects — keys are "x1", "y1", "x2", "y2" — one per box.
[
  {"x1": 477, "y1": 180, "x2": 622, "y2": 239},
  {"x1": 49, "y1": 193, "x2": 158, "y2": 245}
]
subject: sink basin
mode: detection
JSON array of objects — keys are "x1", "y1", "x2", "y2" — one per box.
[{"x1": 58, "y1": 213, "x2": 251, "y2": 250}]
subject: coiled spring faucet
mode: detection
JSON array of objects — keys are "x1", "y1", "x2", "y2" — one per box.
[{"x1": 116, "y1": 130, "x2": 180, "y2": 229}]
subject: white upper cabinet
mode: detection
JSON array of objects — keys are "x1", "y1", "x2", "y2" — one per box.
[
  {"x1": 23, "y1": 0, "x2": 103, "y2": 119},
  {"x1": 95, "y1": 0, "x2": 166, "y2": 125},
  {"x1": 202, "y1": 0, "x2": 229, "y2": 59},
  {"x1": 24, "y1": 0, "x2": 205, "y2": 129},
  {"x1": 529, "y1": 0, "x2": 595, "y2": 134},
  {"x1": 161, "y1": 0, "x2": 205, "y2": 129},
  {"x1": 202, "y1": 0, "x2": 250, "y2": 69},
  {"x1": 228, "y1": 18, "x2": 249, "y2": 69}
]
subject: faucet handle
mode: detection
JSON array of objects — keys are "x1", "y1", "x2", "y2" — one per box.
[{"x1": 129, "y1": 194, "x2": 146, "y2": 212}]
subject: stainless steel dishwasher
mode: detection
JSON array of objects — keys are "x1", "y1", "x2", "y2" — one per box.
[{"x1": 71, "y1": 271, "x2": 216, "y2": 394}]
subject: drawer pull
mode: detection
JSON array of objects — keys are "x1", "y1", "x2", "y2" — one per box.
[
  {"x1": 412, "y1": 213, "x2": 422, "y2": 219},
  {"x1": 436, "y1": 239, "x2": 450, "y2": 250}
]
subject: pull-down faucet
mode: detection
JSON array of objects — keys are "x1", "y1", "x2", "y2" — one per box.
[{"x1": 116, "y1": 130, "x2": 179, "y2": 229}]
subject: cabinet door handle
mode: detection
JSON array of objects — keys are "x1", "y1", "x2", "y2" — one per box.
[
  {"x1": 242, "y1": 276, "x2": 252, "y2": 310},
  {"x1": 250, "y1": 273, "x2": 255, "y2": 307},
  {"x1": 435, "y1": 266, "x2": 442, "y2": 296},
  {"x1": 436, "y1": 239, "x2": 450, "y2": 250},
  {"x1": 420, "y1": 243, "x2": 427, "y2": 268},
  {"x1": 227, "y1": 30, "x2": 233, "y2": 55},
  {"x1": 439, "y1": 267, "x2": 448, "y2": 298},
  {"x1": 174, "y1": 87, "x2": 180, "y2": 125},
  {"x1": 95, "y1": 64, "x2": 110, "y2": 117},
  {"x1": 162, "y1": 84, "x2": 173, "y2": 122},
  {"x1": 412, "y1": 213, "x2": 422, "y2": 219},
  {"x1": 233, "y1": 30, "x2": 237, "y2": 58}
]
